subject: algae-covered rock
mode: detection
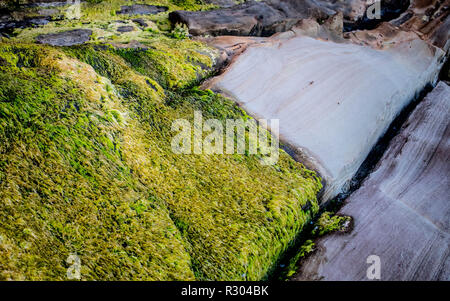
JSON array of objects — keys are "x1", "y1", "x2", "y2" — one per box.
[{"x1": 0, "y1": 41, "x2": 321, "y2": 280}]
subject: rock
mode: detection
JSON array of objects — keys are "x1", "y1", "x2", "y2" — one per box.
[
  {"x1": 110, "y1": 40, "x2": 149, "y2": 50},
  {"x1": 294, "y1": 82, "x2": 450, "y2": 281},
  {"x1": 26, "y1": 1, "x2": 68, "y2": 8},
  {"x1": 390, "y1": 0, "x2": 450, "y2": 50},
  {"x1": 36, "y1": 29, "x2": 92, "y2": 46},
  {"x1": 117, "y1": 26, "x2": 135, "y2": 33},
  {"x1": 204, "y1": 0, "x2": 238, "y2": 7},
  {"x1": 28, "y1": 17, "x2": 50, "y2": 26},
  {"x1": 169, "y1": 0, "x2": 326, "y2": 36},
  {"x1": 203, "y1": 18, "x2": 446, "y2": 202},
  {"x1": 169, "y1": 0, "x2": 413, "y2": 36},
  {"x1": 116, "y1": 4, "x2": 168, "y2": 16},
  {"x1": 197, "y1": 35, "x2": 266, "y2": 71},
  {"x1": 132, "y1": 18, "x2": 148, "y2": 28},
  {"x1": 342, "y1": 0, "x2": 410, "y2": 31},
  {"x1": 0, "y1": 32, "x2": 10, "y2": 39},
  {"x1": 0, "y1": 15, "x2": 52, "y2": 32},
  {"x1": 37, "y1": 8, "x2": 59, "y2": 17}
]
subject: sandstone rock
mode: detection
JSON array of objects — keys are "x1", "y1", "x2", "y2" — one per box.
[
  {"x1": 170, "y1": 0, "x2": 413, "y2": 36},
  {"x1": 169, "y1": 0, "x2": 328, "y2": 36},
  {"x1": 203, "y1": 18, "x2": 446, "y2": 202},
  {"x1": 390, "y1": 0, "x2": 450, "y2": 50},
  {"x1": 116, "y1": 4, "x2": 168, "y2": 16},
  {"x1": 36, "y1": 29, "x2": 92, "y2": 46},
  {"x1": 294, "y1": 82, "x2": 450, "y2": 281}
]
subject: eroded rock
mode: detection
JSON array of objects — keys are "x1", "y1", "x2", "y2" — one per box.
[
  {"x1": 170, "y1": 0, "x2": 413, "y2": 36},
  {"x1": 169, "y1": 0, "x2": 328, "y2": 36},
  {"x1": 203, "y1": 15, "x2": 446, "y2": 201},
  {"x1": 36, "y1": 29, "x2": 92, "y2": 46},
  {"x1": 294, "y1": 82, "x2": 450, "y2": 281}
]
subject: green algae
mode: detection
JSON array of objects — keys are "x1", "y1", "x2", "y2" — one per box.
[
  {"x1": 278, "y1": 211, "x2": 352, "y2": 279},
  {"x1": 0, "y1": 1, "x2": 322, "y2": 281},
  {"x1": 0, "y1": 42, "x2": 322, "y2": 280},
  {"x1": 0, "y1": 44, "x2": 194, "y2": 280}
]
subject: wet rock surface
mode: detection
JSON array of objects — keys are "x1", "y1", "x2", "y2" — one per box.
[
  {"x1": 36, "y1": 29, "x2": 92, "y2": 46},
  {"x1": 116, "y1": 4, "x2": 168, "y2": 16},
  {"x1": 294, "y1": 82, "x2": 450, "y2": 281}
]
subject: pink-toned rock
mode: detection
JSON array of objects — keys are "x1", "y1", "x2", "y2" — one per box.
[{"x1": 294, "y1": 82, "x2": 450, "y2": 281}]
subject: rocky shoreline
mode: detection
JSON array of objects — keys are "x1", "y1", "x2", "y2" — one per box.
[{"x1": 0, "y1": 0, "x2": 448, "y2": 281}]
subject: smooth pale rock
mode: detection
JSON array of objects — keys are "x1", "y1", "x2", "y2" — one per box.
[
  {"x1": 36, "y1": 29, "x2": 92, "y2": 46},
  {"x1": 205, "y1": 22, "x2": 446, "y2": 201},
  {"x1": 294, "y1": 82, "x2": 450, "y2": 281}
]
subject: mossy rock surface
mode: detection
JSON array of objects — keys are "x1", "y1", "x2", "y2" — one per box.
[{"x1": 0, "y1": 0, "x2": 322, "y2": 281}]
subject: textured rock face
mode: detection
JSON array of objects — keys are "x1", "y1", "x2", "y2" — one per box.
[
  {"x1": 204, "y1": 0, "x2": 237, "y2": 7},
  {"x1": 169, "y1": 0, "x2": 329, "y2": 36},
  {"x1": 36, "y1": 29, "x2": 92, "y2": 46},
  {"x1": 169, "y1": 0, "x2": 412, "y2": 36},
  {"x1": 294, "y1": 82, "x2": 450, "y2": 281},
  {"x1": 204, "y1": 19, "x2": 446, "y2": 201},
  {"x1": 391, "y1": 0, "x2": 450, "y2": 49}
]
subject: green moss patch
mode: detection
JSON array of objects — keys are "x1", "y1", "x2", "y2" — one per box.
[
  {"x1": 278, "y1": 211, "x2": 352, "y2": 279},
  {"x1": 0, "y1": 39, "x2": 321, "y2": 280}
]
